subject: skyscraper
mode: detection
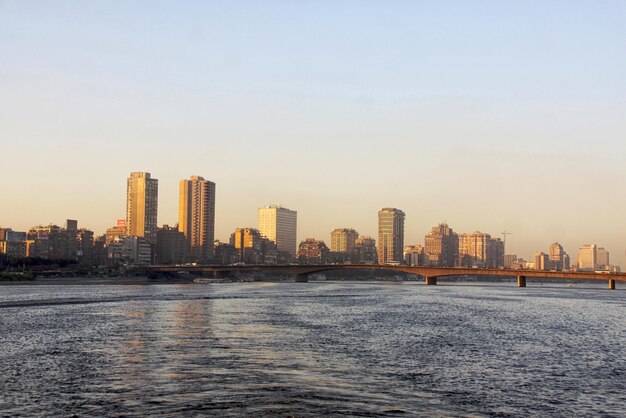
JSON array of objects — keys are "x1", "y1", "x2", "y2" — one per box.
[
  {"x1": 126, "y1": 172, "x2": 158, "y2": 245},
  {"x1": 178, "y1": 176, "x2": 216, "y2": 261},
  {"x1": 258, "y1": 206, "x2": 297, "y2": 258},
  {"x1": 377, "y1": 208, "x2": 405, "y2": 264}
]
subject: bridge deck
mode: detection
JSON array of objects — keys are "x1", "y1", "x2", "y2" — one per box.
[{"x1": 148, "y1": 264, "x2": 625, "y2": 283}]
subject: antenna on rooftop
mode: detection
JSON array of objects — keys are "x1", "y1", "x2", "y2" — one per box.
[{"x1": 502, "y1": 231, "x2": 512, "y2": 252}]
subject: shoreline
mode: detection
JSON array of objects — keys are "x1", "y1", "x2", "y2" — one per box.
[{"x1": 0, "y1": 277, "x2": 195, "y2": 286}]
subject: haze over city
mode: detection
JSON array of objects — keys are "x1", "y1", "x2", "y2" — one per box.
[{"x1": 1, "y1": 1, "x2": 626, "y2": 264}]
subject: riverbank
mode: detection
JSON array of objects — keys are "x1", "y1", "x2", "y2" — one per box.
[{"x1": 0, "y1": 276, "x2": 195, "y2": 286}]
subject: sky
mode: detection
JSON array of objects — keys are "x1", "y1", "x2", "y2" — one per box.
[{"x1": 1, "y1": 1, "x2": 625, "y2": 265}]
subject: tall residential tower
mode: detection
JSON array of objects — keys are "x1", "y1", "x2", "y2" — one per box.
[
  {"x1": 377, "y1": 208, "x2": 405, "y2": 264},
  {"x1": 178, "y1": 176, "x2": 216, "y2": 262},
  {"x1": 258, "y1": 206, "x2": 297, "y2": 258},
  {"x1": 126, "y1": 172, "x2": 158, "y2": 245}
]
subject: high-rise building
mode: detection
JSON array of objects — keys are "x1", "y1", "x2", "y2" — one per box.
[
  {"x1": 458, "y1": 232, "x2": 504, "y2": 268},
  {"x1": 424, "y1": 223, "x2": 458, "y2": 267},
  {"x1": 178, "y1": 176, "x2": 216, "y2": 262},
  {"x1": 377, "y1": 208, "x2": 405, "y2": 264},
  {"x1": 330, "y1": 228, "x2": 358, "y2": 254},
  {"x1": 258, "y1": 206, "x2": 297, "y2": 258},
  {"x1": 577, "y1": 244, "x2": 597, "y2": 271},
  {"x1": 548, "y1": 242, "x2": 569, "y2": 271},
  {"x1": 596, "y1": 247, "x2": 609, "y2": 269},
  {"x1": 126, "y1": 172, "x2": 158, "y2": 246},
  {"x1": 534, "y1": 251, "x2": 550, "y2": 271}
]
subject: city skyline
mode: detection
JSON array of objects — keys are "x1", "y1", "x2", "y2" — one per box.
[
  {"x1": 1, "y1": 2, "x2": 625, "y2": 265},
  {"x1": 1, "y1": 168, "x2": 625, "y2": 267}
]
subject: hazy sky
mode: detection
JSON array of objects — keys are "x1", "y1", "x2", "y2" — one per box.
[{"x1": 1, "y1": 1, "x2": 625, "y2": 265}]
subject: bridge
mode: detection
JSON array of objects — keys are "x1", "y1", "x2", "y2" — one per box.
[{"x1": 145, "y1": 264, "x2": 624, "y2": 289}]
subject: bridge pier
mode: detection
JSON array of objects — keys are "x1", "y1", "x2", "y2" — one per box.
[
  {"x1": 517, "y1": 275, "x2": 527, "y2": 287},
  {"x1": 609, "y1": 279, "x2": 616, "y2": 290},
  {"x1": 425, "y1": 276, "x2": 437, "y2": 285},
  {"x1": 294, "y1": 273, "x2": 309, "y2": 283},
  {"x1": 213, "y1": 270, "x2": 228, "y2": 279}
]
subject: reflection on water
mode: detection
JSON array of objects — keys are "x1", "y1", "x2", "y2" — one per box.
[{"x1": 0, "y1": 282, "x2": 625, "y2": 417}]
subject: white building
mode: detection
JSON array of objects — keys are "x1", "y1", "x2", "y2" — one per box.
[
  {"x1": 258, "y1": 206, "x2": 297, "y2": 258},
  {"x1": 577, "y1": 244, "x2": 597, "y2": 271}
]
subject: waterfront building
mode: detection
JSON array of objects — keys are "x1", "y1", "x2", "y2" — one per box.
[
  {"x1": 25, "y1": 222, "x2": 84, "y2": 260},
  {"x1": 519, "y1": 258, "x2": 534, "y2": 270},
  {"x1": 91, "y1": 235, "x2": 108, "y2": 266},
  {"x1": 330, "y1": 228, "x2": 358, "y2": 254},
  {"x1": 504, "y1": 254, "x2": 518, "y2": 269},
  {"x1": 298, "y1": 238, "x2": 330, "y2": 264},
  {"x1": 214, "y1": 241, "x2": 240, "y2": 265},
  {"x1": 107, "y1": 236, "x2": 151, "y2": 265},
  {"x1": 548, "y1": 242, "x2": 570, "y2": 271},
  {"x1": 76, "y1": 229, "x2": 95, "y2": 265},
  {"x1": 596, "y1": 247, "x2": 609, "y2": 270},
  {"x1": 377, "y1": 208, "x2": 405, "y2": 264},
  {"x1": 231, "y1": 227, "x2": 264, "y2": 264},
  {"x1": 178, "y1": 176, "x2": 216, "y2": 262},
  {"x1": 258, "y1": 205, "x2": 297, "y2": 258},
  {"x1": 105, "y1": 220, "x2": 127, "y2": 245},
  {"x1": 424, "y1": 223, "x2": 458, "y2": 267},
  {"x1": 126, "y1": 172, "x2": 158, "y2": 246},
  {"x1": 354, "y1": 236, "x2": 377, "y2": 264},
  {"x1": 577, "y1": 244, "x2": 597, "y2": 271},
  {"x1": 404, "y1": 245, "x2": 425, "y2": 266},
  {"x1": 534, "y1": 251, "x2": 550, "y2": 271},
  {"x1": 458, "y1": 232, "x2": 504, "y2": 268},
  {"x1": 156, "y1": 225, "x2": 188, "y2": 265},
  {"x1": 0, "y1": 228, "x2": 27, "y2": 258}
]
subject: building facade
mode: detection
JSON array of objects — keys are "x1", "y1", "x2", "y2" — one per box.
[
  {"x1": 596, "y1": 247, "x2": 609, "y2": 270},
  {"x1": 548, "y1": 242, "x2": 570, "y2": 271},
  {"x1": 156, "y1": 225, "x2": 188, "y2": 265},
  {"x1": 577, "y1": 244, "x2": 597, "y2": 271},
  {"x1": 404, "y1": 245, "x2": 425, "y2": 266},
  {"x1": 330, "y1": 228, "x2": 358, "y2": 254},
  {"x1": 298, "y1": 238, "x2": 330, "y2": 264},
  {"x1": 178, "y1": 176, "x2": 216, "y2": 262},
  {"x1": 126, "y1": 172, "x2": 158, "y2": 246},
  {"x1": 354, "y1": 236, "x2": 377, "y2": 264},
  {"x1": 258, "y1": 206, "x2": 297, "y2": 258},
  {"x1": 424, "y1": 223, "x2": 458, "y2": 267},
  {"x1": 0, "y1": 228, "x2": 27, "y2": 258},
  {"x1": 377, "y1": 208, "x2": 405, "y2": 264},
  {"x1": 458, "y1": 232, "x2": 504, "y2": 268},
  {"x1": 534, "y1": 251, "x2": 550, "y2": 271}
]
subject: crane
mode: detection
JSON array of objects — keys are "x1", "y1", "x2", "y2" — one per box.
[{"x1": 502, "y1": 231, "x2": 512, "y2": 252}]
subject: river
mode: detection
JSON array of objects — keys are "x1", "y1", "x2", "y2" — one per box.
[{"x1": 1, "y1": 281, "x2": 624, "y2": 416}]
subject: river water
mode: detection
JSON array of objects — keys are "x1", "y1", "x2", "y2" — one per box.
[{"x1": 1, "y1": 281, "x2": 625, "y2": 417}]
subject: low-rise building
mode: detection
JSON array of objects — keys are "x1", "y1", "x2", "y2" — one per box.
[
  {"x1": 404, "y1": 245, "x2": 426, "y2": 266},
  {"x1": 298, "y1": 238, "x2": 330, "y2": 264}
]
